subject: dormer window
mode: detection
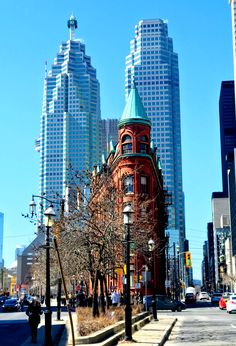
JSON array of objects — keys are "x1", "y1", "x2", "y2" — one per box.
[
  {"x1": 140, "y1": 135, "x2": 148, "y2": 142},
  {"x1": 122, "y1": 134, "x2": 132, "y2": 154},
  {"x1": 140, "y1": 135, "x2": 149, "y2": 154}
]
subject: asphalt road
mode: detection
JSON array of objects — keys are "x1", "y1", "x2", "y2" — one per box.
[
  {"x1": 165, "y1": 300, "x2": 236, "y2": 346},
  {"x1": 0, "y1": 311, "x2": 29, "y2": 346},
  {"x1": 0, "y1": 305, "x2": 68, "y2": 346}
]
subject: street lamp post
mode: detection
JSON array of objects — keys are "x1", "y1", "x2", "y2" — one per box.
[
  {"x1": 44, "y1": 204, "x2": 56, "y2": 346},
  {"x1": 123, "y1": 204, "x2": 134, "y2": 341},
  {"x1": 148, "y1": 239, "x2": 158, "y2": 321}
]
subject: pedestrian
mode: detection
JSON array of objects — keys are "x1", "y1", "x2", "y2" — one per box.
[
  {"x1": 26, "y1": 299, "x2": 42, "y2": 344},
  {"x1": 111, "y1": 290, "x2": 120, "y2": 307}
]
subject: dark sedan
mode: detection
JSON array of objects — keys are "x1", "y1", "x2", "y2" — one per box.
[
  {"x1": 0, "y1": 296, "x2": 9, "y2": 306},
  {"x1": 2, "y1": 298, "x2": 21, "y2": 312},
  {"x1": 143, "y1": 295, "x2": 185, "y2": 312}
]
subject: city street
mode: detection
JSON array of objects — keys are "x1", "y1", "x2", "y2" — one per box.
[
  {"x1": 166, "y1": 301, "x2": 236, "y2": 345},
  {"x1": 0, "y1": 306, "x2": 67, "y2": 346},
  {"x1": 0, "y1": 310, "x2": 29, "y2": 345}
]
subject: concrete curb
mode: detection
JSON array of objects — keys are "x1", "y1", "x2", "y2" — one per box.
[
  {"x1": 158, "y1": 318, "x2": 177, "y2": 346},
  {"x1": 58, "y1": 315, "x2": 177, "y2": 346}
]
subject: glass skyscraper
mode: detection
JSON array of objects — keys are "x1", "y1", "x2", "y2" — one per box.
[
  {"x1": 38, "y1": 16, "x2": 101, "y2": 210},
  {"x1": 230, "y1": 0, "x2": 236, "y2": 109},
  {"x1": 125, "y1": 19, "x2": 185, "y2": 251}
]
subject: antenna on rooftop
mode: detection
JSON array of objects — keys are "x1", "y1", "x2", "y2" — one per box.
[{"x1": 67, "y1": 15, "x2": 78, "y2": 40}]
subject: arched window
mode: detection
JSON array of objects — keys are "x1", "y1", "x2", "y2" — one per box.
[
  {"x1": 140, "y1": 135, "x2": 149, "y2": 154},
  {"x1": 140, "y1": 135, "x2": 148, "y2": 142},
  {"x1": 122, "y1": 135, "x2": 132, "y2": 143},
  {"x1": 122, "y1": 134, "x2": 132, "y2": 154}
]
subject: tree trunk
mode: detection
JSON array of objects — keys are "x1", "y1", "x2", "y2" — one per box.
[
  {"x1": 100, "y1": 274, "x2": 106, "y2": 314},
  {"x1": 92, "y1": 270, "x2": 99, "y2": 318},
  {"x1": 104, "y1": 274, "x2": 110, "y2": 309}
]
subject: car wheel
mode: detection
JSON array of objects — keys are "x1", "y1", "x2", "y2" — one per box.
[
  {"x1": 177, "y1": 306, "x2": 182, "y2": 312},
  {"x1": 229, "y1": 311, "x2": 232, "y2": 314},
  {"x1": 171, "y1": 309, "x2": 175, "y2": 312}
]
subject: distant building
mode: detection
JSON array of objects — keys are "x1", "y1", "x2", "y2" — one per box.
[
  {"x1": 100, "y1": 119, "x2": 118, "y2": 157},
  {"x1": 202, "y1": 241, "x2": 209, "y2": 290},
  {"x1": 207, "y1": 222, "x2": 216, "y2": 291},
  {"x1": 212, "y1": 193, "x2": 231, "y2": 289},
  {"x1": 228, "y1": 149, "x2": 236, "y2": 257},
  {"x1": 219, "y1": 81, "x2": 236, "y2": 195},
  {"x1": 16, "y1": 234, "x2": 44, "y2": 292},
  {"x1": 230, "y1": 1, "x2": 236, "y2": 110},
  {"x1": 15, "y1": 245, "x2": 26, "y2": 260}
]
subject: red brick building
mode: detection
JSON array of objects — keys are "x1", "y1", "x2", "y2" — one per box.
[{"x1": 95, "y1": 84, "x2": 168, "y2": 295}]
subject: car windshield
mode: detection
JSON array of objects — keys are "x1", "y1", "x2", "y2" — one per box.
[
  {"x1": 213, "y1": 294, "x2": 222, "y2": 297},
  {"x1": 231, "y1": 296, "x2": 236, "y2": 300}
]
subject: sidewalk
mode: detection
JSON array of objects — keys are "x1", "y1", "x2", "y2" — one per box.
[
  {"x1": 20, "y1": 312, "x2": 176, "y2": 345},
  {"x1": 117, "y1": 316, "x2": 177, "y2": 346},
  {"x1": 20, "y1": 316, "x2": 65, "y2": 345},
  {"x1": 58, "y1": 314, "x2": 177, "y2": 346}
]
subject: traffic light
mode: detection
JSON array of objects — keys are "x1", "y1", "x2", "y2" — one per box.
[{"x1": 185, "y1": 251, "x2": 192, "y2": 268}]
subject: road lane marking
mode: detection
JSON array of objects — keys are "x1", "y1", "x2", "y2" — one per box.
[{"x1": 231, "y1": 324, "x2": 236, "y2": 328}]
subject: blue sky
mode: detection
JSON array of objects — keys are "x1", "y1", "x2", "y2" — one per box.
[{"x1": 0, "y1": 0, "x2": 233, "y2": 280}]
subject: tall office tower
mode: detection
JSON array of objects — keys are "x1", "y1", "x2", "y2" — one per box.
[
  {"x1": 0, "y1": 213, "x2": 3, "y2": 268},
  {"x1": 100, "y1": 119, "x2": 118, "y2": 157},
  {"x1": 38, "y1": 16, "x2": 101, "y2": 211},
  {"x1": 219, "y1": 81, "x2": 236, "y2": 195},
  {"x1": 230, "y1": 0, "x2": 236, "y2": 109},
  {"x1": 125, "y1": 19, "x2": 185, "y2": 251}
]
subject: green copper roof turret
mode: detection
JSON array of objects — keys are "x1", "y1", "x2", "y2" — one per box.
[{"x1": 118, "y1": 81, "x2": 151, "y2": 128}]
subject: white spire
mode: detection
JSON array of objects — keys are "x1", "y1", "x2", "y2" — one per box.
[{"x1": 67, "y1": 15, "x2": 78, "y2": 40}]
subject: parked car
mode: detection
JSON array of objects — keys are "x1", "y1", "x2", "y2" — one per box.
[
  {"x1": 219, "y1": 293, "x2": 232, "y2": 309},
  {"x1": 226, "y1": 294, "x2": 236, "y2": 313},
  {"x1": 0, "y1": 296, "x2": 9, "y2": 306},
  {"x1": 198, "y1": 292, "x2": 210, "y2": 300},
  {"x1": 185, "y1": 293, "x2": 196, "y2": 304},
  {"x1": 2, "y1": 298, "x2": 21, "y2": 312},
  {"x1": 211, "y1": 292, "x2": 223, "y2": 305},
  {"x1": 143, "y1": 295, "x2": 184, "y2": 312}
]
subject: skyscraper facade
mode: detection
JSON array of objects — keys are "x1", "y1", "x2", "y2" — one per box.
[
  {"x1": 230, "y1": 0, "x2": 236, "y2": 109},
  {"x1": 100, "y1": 118, "x2": 118, "y2": 157},
  {"x1": 125, "y1": 19, "x2": 185, "y2": 251},
  {"x1": 219, "y1": 80, "x2": 236, "y2": 195},
  {"x1": 38, "y1": 16, "x2": 101, "y2": 209}
]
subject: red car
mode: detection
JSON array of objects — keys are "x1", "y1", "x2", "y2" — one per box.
[{"x1": 219, "y1": 293, "x2": 232, "y2": 309}]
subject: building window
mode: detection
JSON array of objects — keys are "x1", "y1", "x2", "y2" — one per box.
[
  {"x1": 141, "y1": 176, "x2": 148, "y2": 194},
  {"x1": 122, "y1": 135, "x2": 132, "y2": 143},
  {"x1": 123, "y1": 175, "x2": 134, "y2": 193},
  {"x1": 122, "y1": 134, "x2": 132, "y2": 154},
  {"x1": 140, "y1": 135, "x2": 148, "y2": 142},
  {"x1": 140, "y1": 143, "x2": 148, "y2": 154},
  {"x1": 140, "y1": 135, "x2": 149, "y2": 154},
  {"x1": 123, "y1": 143, "x2": 132, "y2": 154}
]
